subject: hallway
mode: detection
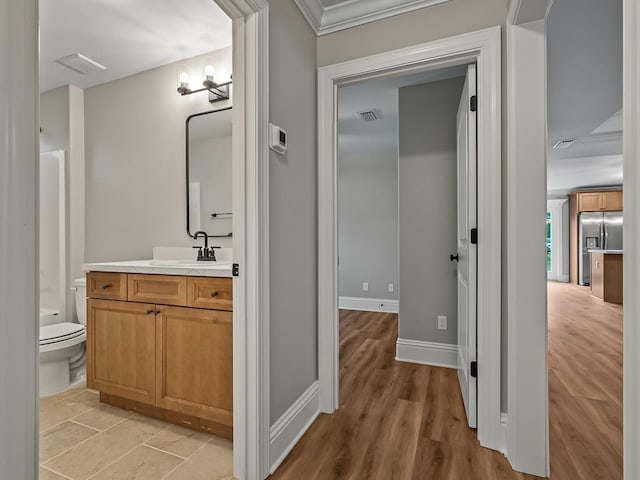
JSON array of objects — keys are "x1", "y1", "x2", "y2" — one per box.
[
  {"x1": 547, "y1": 281, "x2": 622, "y2": 479},
  {"x1": 271, "y1": 310, "x2": 528, "y2": 480},
  {"x1": 271, "y1": 282, "x2": 622, "y2": 479}
]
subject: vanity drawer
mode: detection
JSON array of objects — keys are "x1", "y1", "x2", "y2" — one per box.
[
  {"x1": 87, "y1": 272, "x2": 128, "y2": 301},
  {"x1": 128, "y1": 274, "x2": 187, "y2": 306},
  {"x1": 187, "y1": 277, "x2": 233, "y2": 311}
]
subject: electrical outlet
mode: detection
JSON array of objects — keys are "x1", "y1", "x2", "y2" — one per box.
[
  {"x1": 437, "y1": 315, "x2": 448, "y2": 330},
  {"x1": 363, "y1": 282, "x2": 369, "y2": 292},
  {"x1": 388, "y1": 283, "x2": 394, "y2": 293}
]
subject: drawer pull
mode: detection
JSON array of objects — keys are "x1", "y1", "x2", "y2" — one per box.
[
  {"x1": 102, "y1": 284, "x2": 112, "y2": 290},
  {"x1": 210, "y1": 291, "x2": 219, "y2": 298},
  {"x1": 146, "y1": 309, "x2": 155, "y2": 315},
  {"x1": 155, "y1": 310, "x2": 161, "y2": 315}
]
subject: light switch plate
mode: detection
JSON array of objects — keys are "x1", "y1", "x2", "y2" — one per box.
[
  {"x1": 437, "y1": 315, "x2": 447, "y2": 330},
  {"x1": 363, "y1": 282, "x2": 369, "y2": 292}
]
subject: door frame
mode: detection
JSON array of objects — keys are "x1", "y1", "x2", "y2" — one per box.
[
  {"x1": 317, "y1": 26, "x2": 504, "y2": 452},
  {"x1": 507, "y1": 0, "x2": 640, "y2": 478},
  {"x1": 0, "y1": 1, "x2": 271, "y2": 479}
]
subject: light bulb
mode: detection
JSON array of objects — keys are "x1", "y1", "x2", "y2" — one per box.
[
  {"x1": 204, "y1": 65, "x2": 215, "y2": 77},
  {"x1": 179, "y1": 71, "x2": 190, "y2": 84}
]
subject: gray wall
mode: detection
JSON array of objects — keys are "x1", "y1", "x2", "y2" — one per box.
[
  {"x1": 84, "y1": 47, "x2": 232, "y2": 263},
  {"x1": 268, "y1": 0, "x2": 318, "y2": 424},
  {"x1": 398, "y1": 77, "x2": 465, "y2": 345},
  {"x1": 40, "y1": 85, "x2": 85, "y2": 323},
  {"x1": 338, "y1": 151, "x2": 398, "y2": 300},
  {"x1": 317, "y1": 0, "x2": 507, "y2": 67}
]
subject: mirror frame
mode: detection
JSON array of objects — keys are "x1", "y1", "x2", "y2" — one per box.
[{"x1": 185, "y1": 106, "x2": 233, "y2": 239}]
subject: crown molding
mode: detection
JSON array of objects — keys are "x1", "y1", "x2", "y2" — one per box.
[{"x1": 294, "y1": 0, "x2": 451, "y2": 36}]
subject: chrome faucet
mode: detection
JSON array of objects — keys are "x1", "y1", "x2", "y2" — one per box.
[{"x1": 193, "y1": 231, "x2": 220, "y2": 261}]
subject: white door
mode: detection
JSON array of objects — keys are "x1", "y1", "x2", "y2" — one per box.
[{"x1": 455, "y1": 64, "x2": 477, "y2": 428}]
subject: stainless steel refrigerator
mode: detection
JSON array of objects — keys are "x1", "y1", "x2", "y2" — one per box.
[{"x1": 579, "y1": 211, "x2": 624, "y2": 285}]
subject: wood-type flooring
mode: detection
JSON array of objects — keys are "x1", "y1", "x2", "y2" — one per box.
[{"x1": 271, "y1": 282, "x2": 622, "y2": 480}]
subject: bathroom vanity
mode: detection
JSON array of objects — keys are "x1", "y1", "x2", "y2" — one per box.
[{"x1": 84, "y1": 260, "x2": 233, "y2": 439}]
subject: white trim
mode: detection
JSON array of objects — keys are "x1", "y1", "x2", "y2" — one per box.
[
  {"x1": 558, "y1": 274, "x2": 569, "y2": 283},
  {"x1": 317, "y1": 26, "x2": 503, "y2": 453},
  {"x1": 499, "y1": 412, "x2": 509, "y2": 456},
  {"x1": 395, "y1": 338, "x2": 457, "y2": 369},
  {"x1": 624, "y1": 0, "x2": 640, "y2": 477},
  {"x1": 338, "y1": 296, "x2": 399, "y2": 313},
  {"x1": 0, "y1": 0, "x2": 39, "y2": 476},
  {"x1": 547, "y1": 198, "x2": 567, "y2": 282},
  {"x1": 293, "y1": 0, "x2": 451, "y2": 36},
  {"x1": 506, "y1": 1, "x2": 552, "y2": 477},
  {"x1": 268, "y1": 382, "x2": 320, "y2": 474}
]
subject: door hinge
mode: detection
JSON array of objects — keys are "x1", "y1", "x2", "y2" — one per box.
[
  {"x1": 470, "y1": 361, "x2": 478, "y2": 378},
  {"x1": 470, "y1": 95, "x2": 477, "y2": 112},
  {"x1": 232, "y1": 263, "x2": 239, "y2": 277},
  {"x1": 470, "y1": 228, "x2": 478, "y2": 245}
]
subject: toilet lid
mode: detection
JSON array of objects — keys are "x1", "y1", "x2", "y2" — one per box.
[{"x1": 40, "y1": 323, "x2": 86, "y2": 345}]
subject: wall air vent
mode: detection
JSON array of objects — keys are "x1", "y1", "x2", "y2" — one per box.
[
  {"x1": 358, "y1": 109, "x2": 383, "y2": 122},
  {"x1": 55, "y1": 53, "x2": 106, "y2": 74},
  {"x1": 553, "y1": 139, "x2": 574, "y2": 149}
]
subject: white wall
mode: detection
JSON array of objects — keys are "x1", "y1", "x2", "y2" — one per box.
[
  {"x1": 40, "y1": 85, "x2": 85, "y2": 322},
  {"x1": 268, "y1": 0, "x2": 318, "y2": 425},
  {"x1": 189, "y1": 134, "x2": 233, "y2": 236},
  {"x1": 398, "y1": 77, "x2": 465, "y2": 346},
  {"x1": 84, "y1": 47, "x2": 232, "y2": 262},
  {"x1": 338, "y1": 151, "x2": 398, "y2": 300},
  {"x1": 0, "y1": 0, "x2": 39, "y2": 476}
]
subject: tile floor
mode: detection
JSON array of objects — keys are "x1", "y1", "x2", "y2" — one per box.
[{"x1": 39, "y1": 387, "x2": 234, "y2": 480}]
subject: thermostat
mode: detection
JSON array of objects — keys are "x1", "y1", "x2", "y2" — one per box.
[{"x1": 270, "y1": 123, "x2": 287, "y2": 154}]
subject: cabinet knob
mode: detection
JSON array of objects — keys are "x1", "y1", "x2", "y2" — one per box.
[
  {"x1": 146, "y1": 308, "x2": 154, "y2": 315},
  {"x1": 210, "y1": 291, "x2": 219, "y2": 298},
  {"x1": 102, "y1": 284, "x2": 112, "y2": 290}
]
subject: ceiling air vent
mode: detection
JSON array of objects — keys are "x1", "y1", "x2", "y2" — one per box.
[
  {"x1": 56, "y1": 53, "x2": 106, "y2": 74},
  {"x1": 553, "y1": 139, "x2": 574, "y2": 149},
  {"x1": 358, "y1": 109, "x2": 383, "y2": 122}
]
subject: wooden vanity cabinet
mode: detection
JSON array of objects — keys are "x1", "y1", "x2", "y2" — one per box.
[
  {"x1": 86, "y1": 272, "x2": 233, "y2": 439},
  {"x1": 156, "y1": 306, "x2": 233, "y2": 427},
  {"x1": 87, "y1": 299, "x2": 156, "y2": 405}
]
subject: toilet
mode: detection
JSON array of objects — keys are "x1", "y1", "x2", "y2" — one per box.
[{"x1": 39, "y1": 277, "x2": 87, "y2": 397}]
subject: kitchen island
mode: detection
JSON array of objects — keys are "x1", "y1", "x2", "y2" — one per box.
[{"x1": 590, "y1": 250, "x2": 623, "y2": 304}]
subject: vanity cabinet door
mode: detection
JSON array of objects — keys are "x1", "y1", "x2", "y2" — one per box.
[
  {"x1": 155, "y1": 306, "x2": 233, "y2": 433},
  {"x1": 87, "y1": 299, "x2": 156, "y2": 405}
]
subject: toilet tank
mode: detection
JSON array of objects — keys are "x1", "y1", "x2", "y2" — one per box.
[{"x1": 74, "y1": 277, "x2": 87, "y2": 325}]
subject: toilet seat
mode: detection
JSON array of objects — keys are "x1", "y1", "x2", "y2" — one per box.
[{"x1": 40, "y1": 323, "x2": 86, "y2": 352}]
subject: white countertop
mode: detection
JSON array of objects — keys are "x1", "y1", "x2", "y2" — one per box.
[
  {"x1": 83, "y1": 260, "x2": 233, "y2": 278},
  {"x1": 588, "y1": 250, "x2": 623, "y2": 255}
]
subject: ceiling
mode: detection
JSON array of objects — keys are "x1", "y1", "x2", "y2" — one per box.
[
  {"x1": 546, "y1": 0, "x2": 623, "y2": 193},
  {"x1": 295, "y1": 0, "x2": 450, "y2": 35},
  {"x1": 338, "y1": 65, "x2": 467, "y2": 156},
  {"x1": 40, "y1": 0, "x2": 232, "y2": 93}
]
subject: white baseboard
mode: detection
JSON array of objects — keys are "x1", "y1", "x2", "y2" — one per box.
[
  {"x1": 500, "y1": 412, "x2": 509, "y2": 456},
  {"x1": 559, "y1": 275, "x2": 569, "y2": 282},
  {"x1": 338, "y1": 296, "x2": 399, "y2": 313},
  {"x1": 269, "y1": 381, "x2": 320, "y2": 474},
  {"x1": 395, "y1": 338, "x2": 457, "y2": 369}
]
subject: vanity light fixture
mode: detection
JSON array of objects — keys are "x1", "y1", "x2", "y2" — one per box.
[{"x1": 177, "y1": 64, "x2": 232, "y2": 104}]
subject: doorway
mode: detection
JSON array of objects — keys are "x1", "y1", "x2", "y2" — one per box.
[
  {"x1": 545, "y1": 0, "x2": 623, "y2": 477},
  {"x1": 317, "y1": 26, "x2": 503, "y2": 452},
  {"x1": 0, "y1": 0, "x2": 270, "y2": 479}
]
